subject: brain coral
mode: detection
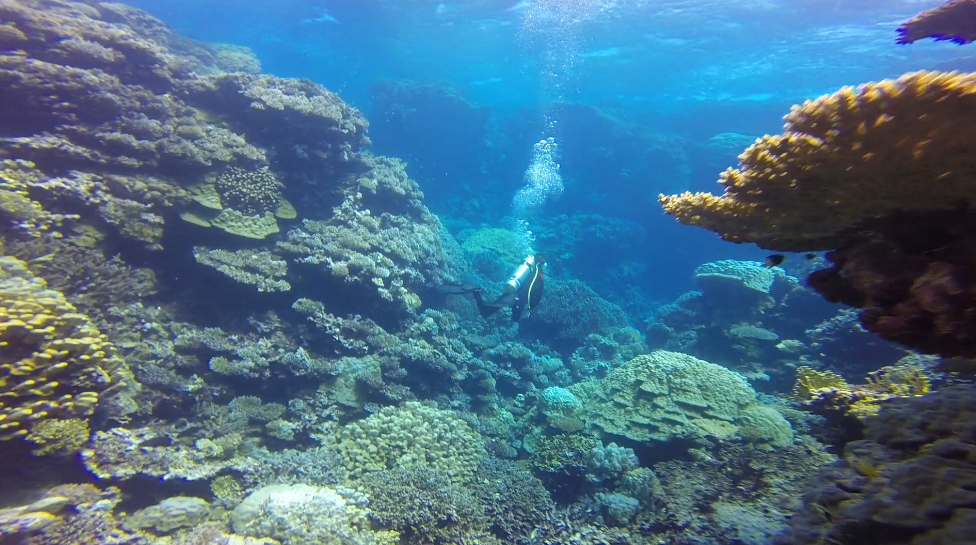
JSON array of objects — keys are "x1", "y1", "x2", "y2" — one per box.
[
  {"x1": 335, "y1": 401, "x2": 487, "y2": 482},
  {"x1": 0, "y1": 256, "x2": 134, "y2": 442},
  {"x1": 570, "y1": 351, "x2": 791, "y2": 445}
]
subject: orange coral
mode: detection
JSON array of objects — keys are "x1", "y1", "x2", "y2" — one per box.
[
  {"x1": 659, "y1": 71, "x2": 976, "y2": 252},
  {"x1": 897, "y1": 0, "x2": 976, "y2": 45}
]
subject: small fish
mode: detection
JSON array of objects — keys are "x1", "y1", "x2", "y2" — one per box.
[{"x1": 764, "y1": 254, "x2": 785, "y2": 268}]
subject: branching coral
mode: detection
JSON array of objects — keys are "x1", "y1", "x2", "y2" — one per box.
[
  {"x1": 792, "y1": 363, "x2": 931, "y2": 420},
  {"x1": 361, "y1": 466, "x2": 489, "y2": 543},
  {"x1": 0, "y1": 256, "x2": 136, "y2": 443},
  {"x1": 897, "y1": 0, "x2": 976, "y2": 45}
]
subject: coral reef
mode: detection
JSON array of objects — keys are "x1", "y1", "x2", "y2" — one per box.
[
  {"x1": 781, "y1": 385, "x2": 976, "y2": 545},
  {"x1": 0, "y1": 255, "x2": 136, "y2": 442},
  {"x1": 897, "y1": 0, "x2": 976, "y2": 45},
  {"x1": 661, "y1": 72, "x2": 976, "y2": 357}
]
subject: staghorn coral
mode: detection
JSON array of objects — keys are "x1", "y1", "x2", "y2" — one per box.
[
  {"x1": 193, "y1": 246, "x2": 290, "y2": 292},
  {"x1": 897, "y1": 0, "x2": 976, "y2": 45},
  {"x1": 0, "y1": 255, "x2": 136, "y2": 442},
  {"x1": 570, "y1": 351, "x2": 793, "y2": 447},
  {"x1": 471, "y1": 458, "x2": 556, "y2": 542},
  {"x1": 335, "y1": 401, "x2": 487, "y2": 483}
]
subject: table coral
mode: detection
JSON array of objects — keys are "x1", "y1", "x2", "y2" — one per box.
[
  {"x1": 0, "y1": 256, "x2": 135, "y2": 443},
  {"x1": 661, "y1": 71, "x2": 976, "y2": 357},
  {"x1": 897, "y1": 0, "x2": 976, "y2": 45},
  {"x1": 660, "y1": 71, "x2": 976, "y2": 252},
  {"x1": 570, "y1": 351, "x2": 793, "y2": 447},
  {"x1": 193, "y1": 247, "x2": 291, "y2": 292}
]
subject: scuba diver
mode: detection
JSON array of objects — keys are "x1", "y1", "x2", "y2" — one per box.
[{"x1": 438, "y1": 253, "x2": 546, "y2": 322}]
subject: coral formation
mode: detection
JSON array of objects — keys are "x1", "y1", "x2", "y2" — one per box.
[
  {"x1": 335, "y1": 401, "x2": 486, "y2": 482},
  {"x1": 897, "y1": 0, "x2": 976, "y2": 45},
  {"x1": 570, "y1": 351, "x2": 792, "y2": 446},
  {"x1": 660, "y1": 71, "x2": 976, "y2": 251},
  {"x1": 661, "y1": 72, "x2": 976, "y2": 357},
  {"x1": 122, "y1": 496, "x2": 210, "y2": 534},
  {"x1": 361, "y1": 466, "x2": 488, "y2": 543},
  {"x1": 231, "y1": 484, "x2": 397, "y2": 545},
  {"x1": 0, "y1": 255, "x2": 135, "y2": 442},
  {"x1": 193, "y1": 247, "x2": 291, "y2": 292},
  {"x1": 782, "y1": 385, "x2": 976, "y2": 545}
]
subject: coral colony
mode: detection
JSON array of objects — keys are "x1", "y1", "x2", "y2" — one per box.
[{"x1": 0, "y1": 0, "x2": 975, "y2": 544}]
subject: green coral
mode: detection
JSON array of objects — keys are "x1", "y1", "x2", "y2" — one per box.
[
  {"x1": 193, "y1": 246, "x2": 290, "y2": 292},
  {"x1": 570, "y1": 351, "x2": 791, "y2": 445},
  {"x1": 25, "y1": 418, "x2": 90, "y2": 456}
]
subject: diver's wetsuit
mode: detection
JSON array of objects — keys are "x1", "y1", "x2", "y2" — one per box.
[{"x1": 474, "y1": 263, "x2": 545, "y2": 321}]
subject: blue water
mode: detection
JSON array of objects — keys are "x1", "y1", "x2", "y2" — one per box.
[{"x1": 124, "y1": 0, "x2": 968, "y2": 305}]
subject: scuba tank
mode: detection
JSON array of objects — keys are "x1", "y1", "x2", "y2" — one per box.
[{"x1": 505, "y1": 254, "x2": 536, "y2": 293}]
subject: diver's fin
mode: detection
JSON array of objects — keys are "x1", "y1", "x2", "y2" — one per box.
[{"x1": 436, "y1": 283, "x2": 482, "y2": 295}]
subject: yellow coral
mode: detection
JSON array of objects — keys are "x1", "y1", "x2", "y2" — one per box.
[
  {"x1": 26, "y1": 417, "x2": 90, "y2": 456},
  {"x1": 792, "y1": 366, "x2": 849, "y2": 400},
  {"x1": 0, "y1": 256, "x2": 132, "y2": 442},
  {"x1": 660, "y1": 71, "x2": 976, "y2": 251},
  {"x1": 0, "y1": 160, "x2": 78, "y2": 235}
]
